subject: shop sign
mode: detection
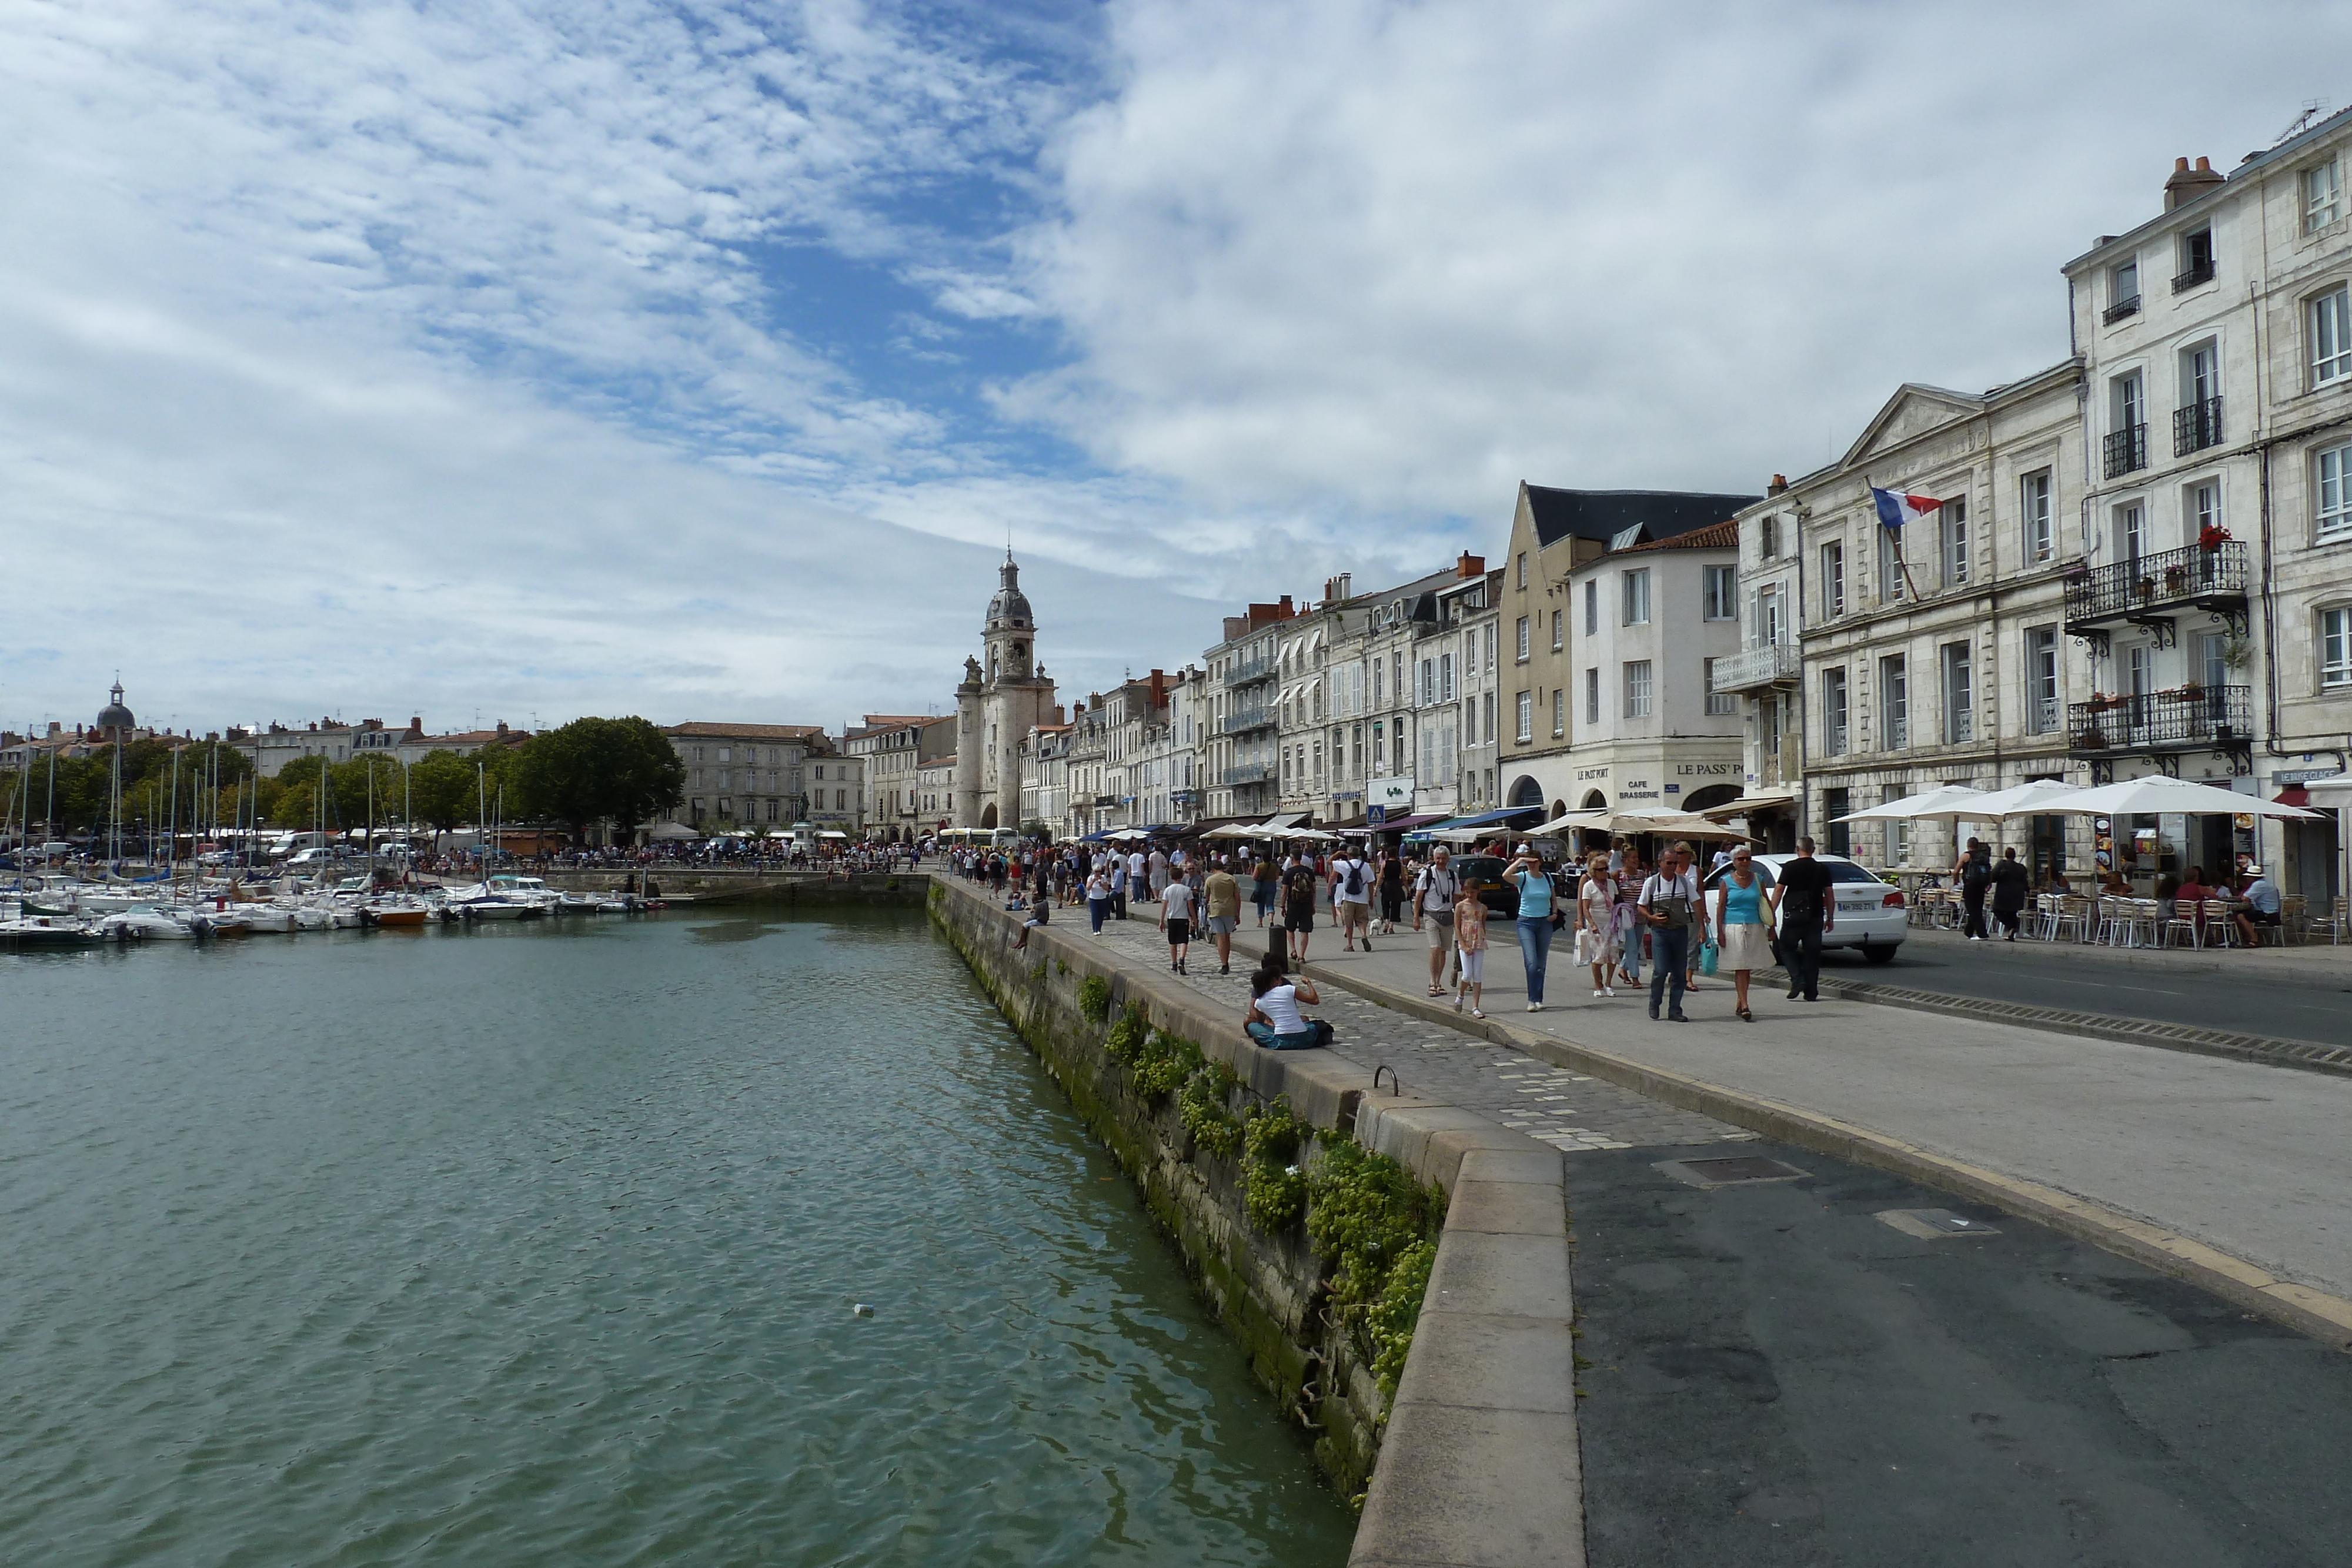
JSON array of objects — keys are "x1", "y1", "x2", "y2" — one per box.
[{"x1": 1367, "y1": 776, "x2": 1415, "y2": 808}]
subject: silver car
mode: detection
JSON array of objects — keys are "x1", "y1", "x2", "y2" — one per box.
[{"x1": 1702, "y1": 853, "x2": 1907, "y2": 964}]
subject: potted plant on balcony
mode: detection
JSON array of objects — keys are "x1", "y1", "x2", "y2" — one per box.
[
  {"x1": 2179, "y1": 680, "x2": 2205, "y2": 701},
  {"x1": 2135, "y1": 575, "x2": 2157, "y2": 600},
  {"x1": 2077, "y1": 724, "x2": 2109, "y2": 750},
  {"x1": 2163, "y1": 562, "x2": 2190, "y2": 591}
]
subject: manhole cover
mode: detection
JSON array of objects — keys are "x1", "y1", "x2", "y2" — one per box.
[
  {"x1": 1656, "y1": 1155, "x2": 1810, "y2": 1189},
  {"x1": 1877, "y1": 1208, "x2": 2000, "y2": 1240}
]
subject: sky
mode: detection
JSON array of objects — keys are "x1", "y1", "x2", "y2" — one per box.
[{"x1": 4, "y1": 0, "x2": 2349, "y2": 738}]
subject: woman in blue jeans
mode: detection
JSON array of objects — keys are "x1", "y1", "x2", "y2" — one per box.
[
  {"x1": 1504, "y1": 846, "x2": 1558, "y2": 1014},
  {"x1": 1085, "y1": 867, "x2": 1113, "y2": 934}
]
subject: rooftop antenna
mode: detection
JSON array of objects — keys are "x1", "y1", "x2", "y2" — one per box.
[{"x1": 2277, "y1": 99, "x2": 2329, "y2": 144}]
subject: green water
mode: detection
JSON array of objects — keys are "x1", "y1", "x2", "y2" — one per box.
[{"x1": 0, "y1": 910, "x2": 1354, "y2": 1566}]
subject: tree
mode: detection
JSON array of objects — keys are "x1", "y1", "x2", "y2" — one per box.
[
  {"x1": 513, "y1": 717, "x2": 684, "y2": 844},
  {"x1": 406, "y1": 750, "x2": 479, "y2": 835}
]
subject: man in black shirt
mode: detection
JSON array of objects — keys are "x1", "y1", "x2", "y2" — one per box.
[{"x1": 1770, "y1": 837, "x2": 1835, "y2": 1001}]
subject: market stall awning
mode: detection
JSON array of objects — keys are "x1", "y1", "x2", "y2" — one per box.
[
  {"x1": 1376, "y1": 812, "x2": 1448, "y2": 831},
  {"x1": 1700, "y1": 791, "x2": 1796, "y2": 822}
]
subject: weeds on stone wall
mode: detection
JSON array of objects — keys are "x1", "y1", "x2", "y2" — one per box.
[
  {"x1": 1178, "y1": 1061, "x2": 1244, "y2": 1157},
  {"x1": 1132, "y1": 1030, "x2": 1202, "y2": 1101},
  {"x1": 1105, "y1": 999, "x2": 1150, "y2": 1061},
  {"x1": 1242, "y1": 1095, "x2": 1309, "y2": 1232},
  {"x1": 1077, "y1": 974, "x2": 1113, "y2": 1025},
  {"x1": 1308, "y1": 1132, "x2": 1446, "y2": 1399}
]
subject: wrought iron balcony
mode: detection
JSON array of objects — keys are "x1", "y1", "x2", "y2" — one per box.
[
  {"x1": 1710, "y1": 643, "x2": 1801, "y2": 693},
  {"x1": 1227, "y1": 654, "x2": 1274, "y2": 685},
  {"x1": 2067, "y1": 686, "x2": 2251, "y2": 755},
  {"x1": 2171, "y1": 258, "x2": 2216, "y2": 293},
  {"x1": 2102, "y1": 422, "x2": 2148, "y2": 478},
  {"x1": 2062, "y1": 541, "x2": 2248, "y2": 628},
  {"x1": 1220, "y1": 706, "x2": 1274, "y2": 734},
  {"x1": 2102, "y1": 295, "x2": 2141, "y2": 325},
  {"x1": 2172, "y1": 396, "x2": 2223, "y2": 456},
  {"x1": 1222, "y1": 763, "x2": 1272, "y2": 785}
]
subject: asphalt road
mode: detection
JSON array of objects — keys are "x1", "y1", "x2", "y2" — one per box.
[
  {"x1": 1573, "y1": 1137, "x2": 2352, "y2": 1568},
  {"x1": 1821, "y1": 935, "x2": 2352, "y2": 1047}
]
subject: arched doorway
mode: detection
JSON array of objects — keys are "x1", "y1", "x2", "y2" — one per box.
[
  {"x1": 1682, "y1": 783, "x2": 1740, "y2": 813},
  {"x1": 1581, "y1": 789, "x2": 1607, "y2": 810},
  {"x1": 1550, "y1": 798, "x2": 1568, "y2": 820},
  {"x1": 1508, "y1": 775, "x2": 1545, "y2": 810},
  {"x1": 980, "y1": 803, "x2": 998, "y2": 830}
]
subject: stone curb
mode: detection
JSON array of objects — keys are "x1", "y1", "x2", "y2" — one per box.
[
  {"x1": 1304, "y1": 957, "x2": 2352, "y2": 1354},
  {"x1": 931, "y1": 880, "x2": 1589, "y2": 1566}
]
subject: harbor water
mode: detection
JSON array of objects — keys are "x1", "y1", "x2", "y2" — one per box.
[{"x1": 0, "y1": 908, "x2": 1354, "y2": 1566}]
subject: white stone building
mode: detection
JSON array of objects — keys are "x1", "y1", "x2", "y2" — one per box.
[
  {"x1": 1719, "y1": 365, "x2": 2092, "y2": 870},
  {"x1": 2060, "y1": 129, "x2": 2352, "y2": 897},
  {"x1": 1200, "y1": 600, "x2": 1291, "y2": 821},
  {"x1": 1564, "y1": 520, "x2": 1747, "y2": 821},
  {"x1": 953, "y1": 554, "x2": 1059, "y2": 833}
]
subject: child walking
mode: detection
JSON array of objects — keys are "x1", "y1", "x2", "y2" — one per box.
[{"x1": 1452, "y1": 879, "x2": 1489, "y2": 1019}]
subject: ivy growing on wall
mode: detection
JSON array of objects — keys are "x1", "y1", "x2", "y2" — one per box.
[
  {"x1": 1178, "y1": 1061, "x2": 1244, "y2": 1157},
  {"x1": 1242, "y1": 1095, "x2": 1309, "y2": 1232},
  {"x1": 1308, "y1": 1132, "x2": 1446, "y2": 1399}
]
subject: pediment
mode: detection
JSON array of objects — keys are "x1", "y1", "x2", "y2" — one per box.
[{"x1": 1840, "y1": 383, "x2": 1986, "y2": 469}]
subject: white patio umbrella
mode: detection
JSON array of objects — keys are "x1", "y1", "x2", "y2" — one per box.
[
  {"x1": 643, "y1": 822, "x2": 699, "y2": 841},
  {"x1": 1284, "y1": 827, "x2": 1338, "y2": 842},
  {"x1": 1955, "y1": 778, "x2": 2089, "y2": 820},
  {"x1": 1200, "y1": 822, "x2": 1262, "y2": 839},
  {"x1": 2049, "y1": 775, "x2": 2319, "y2": 820},
  {"x1": 1637, "y1": 812, "x2": 1756, "y2": 840},
  {"x1": 1830, "y1": 783, "x2": 1987, "y2": 824},
  {"x1": 1529, "y1": 808, "x2": 1667, "y2": 835}
]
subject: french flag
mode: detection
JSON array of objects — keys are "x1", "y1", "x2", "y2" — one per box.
[{"x1": 1871, "y1": 487, "x2": 1943, "y2": 532}]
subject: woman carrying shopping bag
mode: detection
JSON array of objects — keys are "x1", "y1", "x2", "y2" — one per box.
[
  {"x1": 1709, "y1": 844, "x2": 1776, "y2": 1022},
  {"x1": 1577, "y1": 850, "x2": 1618, "y2": 997}
]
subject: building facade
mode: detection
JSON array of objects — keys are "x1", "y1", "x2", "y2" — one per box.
[
  {"x1": 2062, "y1": 131, "x2": 2352, "y2": 895},
  {"x1": 1721, "y1": 367, "x2": 2092, "y2": 869},
  {"x1": 663, "y1": 723, "x2": 831, "y2": 833}
]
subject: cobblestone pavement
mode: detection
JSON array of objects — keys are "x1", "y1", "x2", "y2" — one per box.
[{"x1": 1063, "y1": 900, "x2": 1749, "y2": 1155}]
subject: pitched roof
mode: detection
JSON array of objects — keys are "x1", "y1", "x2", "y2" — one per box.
[
  {"x1": 1615, "y1": 519, "x2": 1740, "y2": 554},
  {"x1": 859, "y1": 714, "x2": 936, "y2": 728},
  {"x1": 665, "y1": 721, "x2": 826, "y2": 739},
  {"x1": 1522, "y1": 486, "x2": 1762, "y2": 550}
]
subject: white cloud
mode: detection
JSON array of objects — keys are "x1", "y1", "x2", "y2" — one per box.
[
  {"x1": 5, "y1": 0, "x2": 2350, "y2": 734},
  {"x1": 1010, "y1": 0, "x2": 2352, "y2": 521}
]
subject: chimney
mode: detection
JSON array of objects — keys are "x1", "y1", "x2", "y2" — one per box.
[
  {"x1": 496, "y1": 721, "x2": 509, "y2": 735},
  {"x1": 1278, "y1": 594, "x2": 1294, "y2": 617},
  {"x1": 1322, "y1": 572, "x2": 1352, "y2": 605},
  {"x1": 1766, "y1": 474, "x2": 1788, "y2": 496},
  {"x1": 1456, "y1": 551, "x2": 1485, "y2": 578},
  {"x1": 2165, "y1": 155, "x2": 2224, "y2": 209}
]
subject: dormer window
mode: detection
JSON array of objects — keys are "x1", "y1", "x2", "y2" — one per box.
[{"x1": 2104, "y1": 258, "x2": 2140, "y2": 323}]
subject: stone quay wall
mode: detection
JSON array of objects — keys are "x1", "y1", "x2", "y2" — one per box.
[
  {"x1": 929, "y1": 875, "x2": 1585, "y2": 1567},
  {"x1": 536, "y1": 869, "x2": 931, "y2": 907}
]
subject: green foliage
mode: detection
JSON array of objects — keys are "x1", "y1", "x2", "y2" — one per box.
[
  {"x1": 1055, "y1": 958, "x2": 1070, "y2": 977},
  {"x1": 1077, "y1": 974, "x2": 1113, "y2": 1025},
  {"x1": 1131, "y1": 1029, "x2": 1202, "y2": 1102},
  {"x1": 1105, "y1": 1000, "x2": 1151, "y2": 1062},
  {"x1": 1366, "y1": 1241, "x2": 1437, "y2": 1398},
  {"x1": 1307, "y1": 1131, "x2": 1446, "y2": 1399},
  {"x1": 1178, "y1": 1060, "x2": 1244, "y2": 1158},
  {"x1": 1243, "y1": 1095, "x2": 1309, "y2": 1232},
  {"x1": 405, "y1": 749, "x2": 476, "y2": 832},
  {"x1": 513, "y1": 717, "x2": 685, "y2": 838}
]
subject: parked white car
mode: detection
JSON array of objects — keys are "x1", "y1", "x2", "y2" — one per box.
[{"x1": 1702, "y1": 853, "x2": 1907, "y2": 964}]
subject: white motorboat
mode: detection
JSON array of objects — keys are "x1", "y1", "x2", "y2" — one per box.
[{"x1": 99, "y1": 908, "x2": 201, "y2": 941}]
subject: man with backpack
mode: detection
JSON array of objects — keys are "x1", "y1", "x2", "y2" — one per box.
[
  {"x1": 1332, "y1": 845, "x2": 1374, "y2": 951},
  {"x1": 1412, "y1": 848, "x2": 1461, "y2": 997}
]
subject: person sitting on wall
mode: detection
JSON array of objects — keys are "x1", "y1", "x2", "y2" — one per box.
[
  {"x1": 1246, "y1": 967, "x2": 1334, "y2": 1050},
  {"x1": 1012, "y1": 884, "x2": 1050, "y2": 951}
]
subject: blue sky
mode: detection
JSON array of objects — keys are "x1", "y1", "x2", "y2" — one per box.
[{"x1": 4, "y1": 0, "x2": 2350, "y2": 737}]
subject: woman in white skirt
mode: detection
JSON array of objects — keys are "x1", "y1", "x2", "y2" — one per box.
[
  {"x1": 1709, "y1": 844, "x2": 1777, "y2": 1022},
  {"x1": 1576, "y1": 850, "x2": 1618, "y2": 997}
]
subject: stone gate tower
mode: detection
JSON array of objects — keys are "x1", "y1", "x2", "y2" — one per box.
[{"x1": 953, "y1": 553, "x2": 1057, "y2": 831}]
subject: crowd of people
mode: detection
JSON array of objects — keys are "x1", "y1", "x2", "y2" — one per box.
[{"x1": 970, "y1": 829, "x2": 1860, "y2": 1047}]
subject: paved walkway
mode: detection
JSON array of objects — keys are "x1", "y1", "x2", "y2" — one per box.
[
  {"x1": 1076, "y1": 905, "x2": 1746, "y2": 1154},
  {"x1": 1289, "y1": 914, "x2": 2352, "y2": 1302}
]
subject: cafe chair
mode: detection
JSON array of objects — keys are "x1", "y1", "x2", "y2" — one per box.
[
  {"x1": 2199, "y1": 898, "x2": 2239, "y2": 949},
  {"x1": 2156, "y1": 900, "x2": 2201, "y2": 949}
]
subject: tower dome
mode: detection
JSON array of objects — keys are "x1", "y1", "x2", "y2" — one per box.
[
  {"x1": 985, "y1": 553, "x2": 1034, "y2": 630},
  {"x1": 95, "y1": 680, "x2": 135, "y2": 734}
]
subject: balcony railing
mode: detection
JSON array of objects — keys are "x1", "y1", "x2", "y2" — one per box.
[
  {"x1": 2102, "y1": 422, "x2": 2148, "y2": 478},
  {"x1": 1222, "y1": 763, "x2": 1272, "y2": 785},
  {"x1": 1227, "y1": 654, "x2": 1274, "y2": 685},
  {"x1": 2068, "y1": 686, "x2": 2252, "y2": 754},
  {"x1": 1710, "y1": 643, "x2": 1801, "y2": 693},
  {"x1": 2062, "y1": 541, "x2": 2249, "y2": 627},
  {"x1": 2171, "y1": 258, "x2": 2216, "y2": 293},
  {"x1": 1221, "y1": 706, "x2": 1274, "y2": 734},
  {"x1": 2172, "y1": 396, "x2": 2223, "y2": 456},
  {"x1": 2102, "y1": 295, "x2": 2141, "y2": 325}
]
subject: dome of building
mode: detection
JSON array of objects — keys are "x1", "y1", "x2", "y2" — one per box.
[
  {"x1": 96, "y1": 680, "x2": 135, "y2": 733},
  {"x1": 986, "y1": 553, "x2": 1033, "y2": 629}
]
